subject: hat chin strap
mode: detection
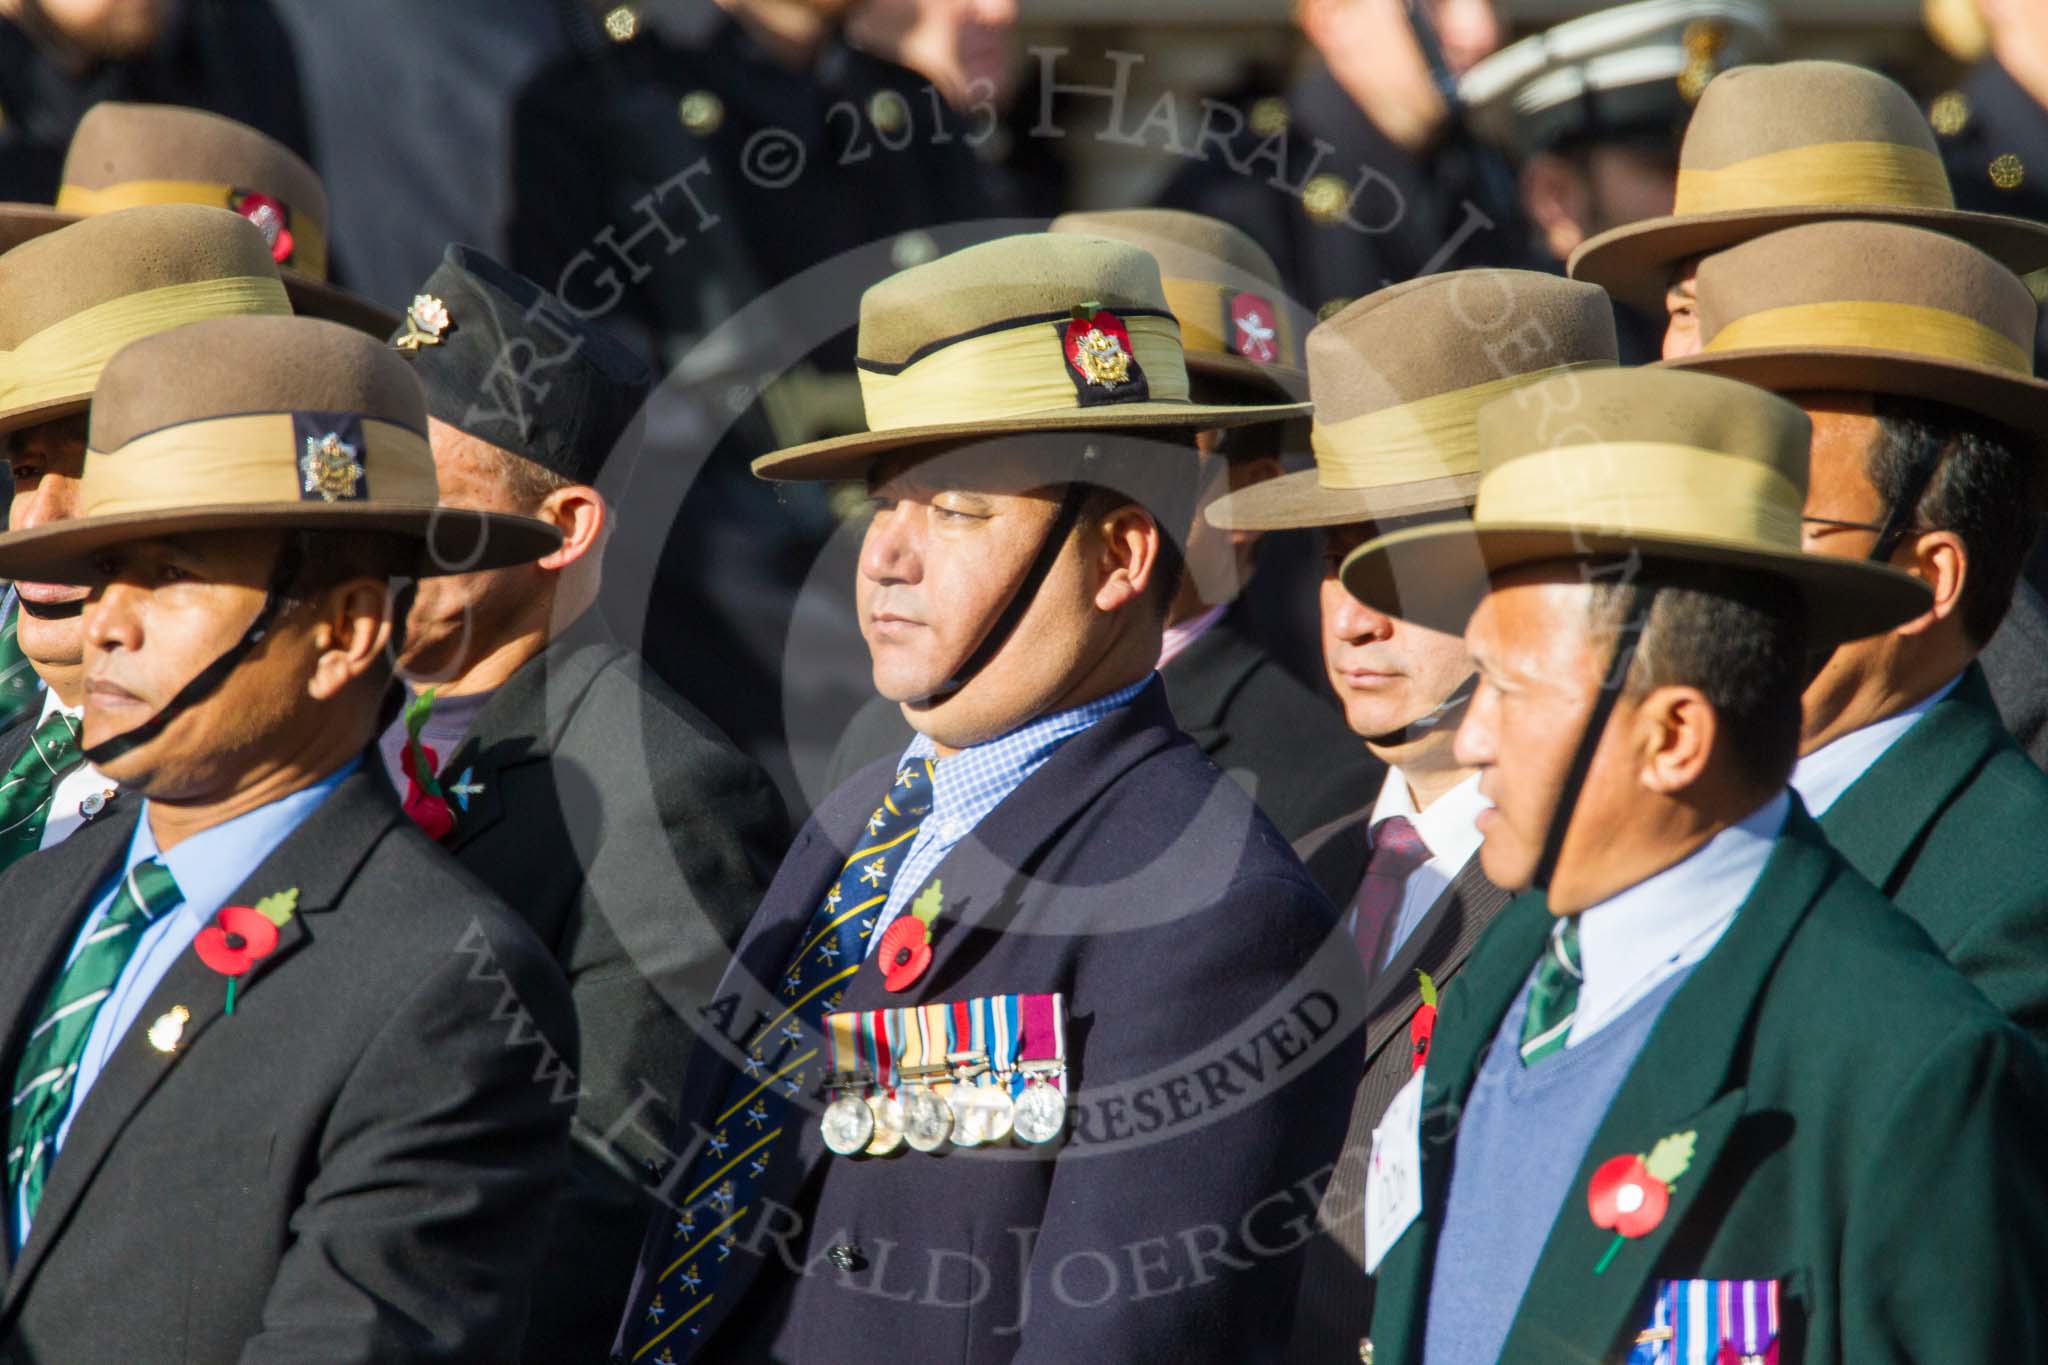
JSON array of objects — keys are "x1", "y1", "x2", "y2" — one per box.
[
  {"x1": 1531, "y1": 583, "x2": 1658, "y2": 896},
  {"x1": 911, "y1": 482, "x2": 1092, "y2": 706},
  {"x1": 1362, "y1": 670, "x2": 1478, "y2": 748},
  {"x1": 82, "y1": 539, "x2": 303, "y2": 769}
]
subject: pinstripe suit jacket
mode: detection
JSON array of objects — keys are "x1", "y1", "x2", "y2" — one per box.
[{"x1": 1284, "y1": 809, "x2": 1512, "y2": 1363}]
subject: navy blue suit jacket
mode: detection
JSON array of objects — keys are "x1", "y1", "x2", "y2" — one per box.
[{"x1": 617, "y1": 680, "x2": 1367, "y2": 1363}]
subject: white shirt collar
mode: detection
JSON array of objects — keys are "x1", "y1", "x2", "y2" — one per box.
[
  {"x1": 1572, "y1": 790, "x2": 1789, "y2": 1037},
  {"x1": 1370, "y1": 766, "x2": 1488, "y2": 869},
  {"x1": 1790, "y1": 672, "x2": 1962, "y2": 818},
  {"x1": 38, "y1": 686, "x2": 79, "y2": 723}
]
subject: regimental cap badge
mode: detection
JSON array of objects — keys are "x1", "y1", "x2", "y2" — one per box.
[
  {"x1": 1229, "y1": 291, "x2": 1280, "y2": 364},
  {"x1": 293, "y1": 412, "x2": 369, "y2": 503},
  {"x1": 230, "y1": 188, "x2": 296, "y2": 265},
  {"x1": 394, "y1": 294, "x2": 450, "y2": 351},
  {"x1": 1678, "y1": 20, "x2": 1729, "y2": 103},
  {"x1": 1058, "y1": 300, "x2": 1153, "y2": 405},
  {"x1": 148, "y1": 1005, "x2": 190, "y2": 1054}
]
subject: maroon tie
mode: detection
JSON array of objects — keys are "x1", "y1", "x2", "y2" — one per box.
[{"x1": 1350, "y1": 815, "x2": 1432, "y2": 982}]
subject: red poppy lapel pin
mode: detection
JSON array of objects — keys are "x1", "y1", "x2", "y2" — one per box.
[
  {"x1": 1409, "y1": 970, "x2": 1439, "y2": 1074},
  {"x1": 194, "y1": 887, "x2": 299, "y2": 1015},
  {"x1": 1588, "y1": 1129, "x2": 1697, "y2": 1274},
  {"x1": 880, "y1": 880, "x2": 945, "y2": 993},
  {"x1": 400, "y1": 690, "x2": 457, "y2": 842}
]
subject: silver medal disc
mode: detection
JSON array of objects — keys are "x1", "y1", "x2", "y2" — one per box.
[
  {"x1": 901, "y1": 1087, "x2": 954, "y2": 1152},
  {"x1": 821, "y1": 1095, "x2": 876, "y2": 1156},
  {"x1": 949, "y1": 1083, "x2": 1015, "y2": 1148},
  {"x1": 864, "y1": 1093, "x2": 906, "y2": 1156},
  {"x1": 1012, "y1": 1081, "x2": 1066, "y2": 1145}
]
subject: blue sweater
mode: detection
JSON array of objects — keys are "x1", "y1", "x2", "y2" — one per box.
[{"x1": 1421, "y1": 966, "x2": 1693, "y2": 1365}]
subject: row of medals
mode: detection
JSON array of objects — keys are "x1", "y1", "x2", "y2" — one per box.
[{"x1": 820, "y1": 1051, "x2": 1067, "y2": 1156}]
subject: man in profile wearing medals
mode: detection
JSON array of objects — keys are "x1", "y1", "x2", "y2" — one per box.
[{"x1": 614, "y1": 233, "x2": 1367, "y2": 1362}]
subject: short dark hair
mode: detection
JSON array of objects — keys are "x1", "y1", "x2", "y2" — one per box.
[
  {"x1": 1587, "y1": 561, "x2": 1808, "y2": 791},
  {"x1": 473, "y1": 442, "x2": 576, "y2": 513},
  {"x1": 1868, "y1": 395, "x2": 2042, "y2": 647},
  {"x1": 279, "y1": 529, "x2": 420, "y2": 664}
]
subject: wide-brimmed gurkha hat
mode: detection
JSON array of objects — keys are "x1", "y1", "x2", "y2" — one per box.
[
  {"x1": 0, "y1": 204, "x2": 291, "y2": 436},
  {"x1": 750, "y1": 233, "x2": 1311, "y2": 482},
  {"x1": 1049, "y1": 208, "x2": 1307, "y2": 401},
  {"x1": 1338, "y1": 368, "x2": 1931, "y2": 650},
  {"x1": 1205, "y1": 270, "x2": 1618, "y2": 532},
  {"x1": 0, "y1": 102, "x2": 396, "y2": 336},
  {"x1": 1460, "y1": 0, "x2": 1779, "y2": 159},
  {"x1": 1568, "y1": 61, "x2": 2048, "y2": 309},
  {"x1": 0, "y1": 315, "x2": 561, "y2": 583},
  {"x1": 1665, "y1": 219, "x2": 2048, "y2": 443}
]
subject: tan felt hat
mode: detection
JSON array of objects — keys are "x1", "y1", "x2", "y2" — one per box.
[
  {"x1": 1568, "y1": 61, "x2": 2048, "y2": 310},
  {"x1": 0, "y1": 102, "x2": 397, "y2": 336},
  {"x1": 1338, "y1": 367, "x2": 1931, "y2": 648},
  {"x1": 750, "y1": 233, "x2": 1311, "y2": 482},
  {"x1": 1051, "y1": 207, "x2": 1307, "y2": 401},
  {"x1": 0, "y1": 203, "x2": 291, "y2": 436},
  {"x1": 1206, "y1": 269, "x2": 1618, "y2": 532},
  {"x1": 0, "y1": 315, "x2": 561, "y2": 582},
  {"x1": 1665, "y1": 219, "x2": 2048, "y2": 444}
]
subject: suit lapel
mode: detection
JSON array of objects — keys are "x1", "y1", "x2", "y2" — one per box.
[
  {"x1": 439, "y1": 621, "x2": 617, "y2": 853},
  {"x1": 1157, "y1": 611, "x2": 1263, "y2": 755},
  {"x1": 1818, "y1": 666, "x2": 2003, "y2": 894},
  {"x1": 1498, "y1": 809, "x2": 1836, "y2": 1361},
  {"x1": 1297, "y1": 811, "x2": 1372, "y2": 911},
  {"x1": 1361, "y1": 858, "x2": 1511, "y2": 1070},
  {"x1": 2, "y1": 767, "x2": 399, "y2": 1309}
]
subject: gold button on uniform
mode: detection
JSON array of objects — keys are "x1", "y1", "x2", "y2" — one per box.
[
  {"x1": 1991, "y1": 153, "x2": 2026, "y2": 191},
  {"x1": 679, "y1": 90, "x2": 724, "y2": 135},
  {"x1": 869, "y1": 91, "x2": 909, "y2": 135},
  {"x1": 602, "y1": 5, "x2": 638, "y2": 43},
  {"x1": 1302, "y1": 174, "x2": 1349, "y2": 226},
  {"x1": 1358, "y1": 1337, "x2": 1374, "y2": 1364},
  {"x1": 1250, "y1": 96, "x2": 1290, "y2": 137},
  {"x1": 1930, "y1": 90, "x2": 1972, "y2": 137}
]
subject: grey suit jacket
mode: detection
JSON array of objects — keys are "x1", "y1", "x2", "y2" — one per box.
[
  {"x1": 431, "y1": 618, "x2": 789, "y2": 1361},
  {"x1": 1285, "y1": 810, "x2": 1513, "y2": 1364},
  {"x1": 1981, "y1": 579, "x2": 2048, "y2": 770},
  {"x1": 0, "y1": 764, "x2": 578, "y2": 1364}
]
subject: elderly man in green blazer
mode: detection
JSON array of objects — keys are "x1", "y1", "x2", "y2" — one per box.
[
  {"x1": 1339, "y1": 366, "x2": 2048, "y2": 1365},
  {"x1": 1673, "y1": 219, "x2": 2048, "y2": 1048}
]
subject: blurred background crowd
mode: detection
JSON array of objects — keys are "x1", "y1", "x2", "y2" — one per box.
[{"x1": 7, "y1": 0, "x2": 2043, "y2": 820}]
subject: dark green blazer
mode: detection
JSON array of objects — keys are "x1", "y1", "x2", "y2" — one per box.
[
  {"x1": 1819, "y1": 664, "x2": 2048, "y2": 1048},
  {"x1": 1367, "y1": 803, "x2": 2048, "y2": 1365}
]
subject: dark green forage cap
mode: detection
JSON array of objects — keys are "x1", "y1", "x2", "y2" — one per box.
[{"x1": 389, "y1": 243, "x2": 652, "y2": 486}]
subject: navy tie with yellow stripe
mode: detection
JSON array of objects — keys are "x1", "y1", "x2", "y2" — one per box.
[{"x1": 621, "y1": 757, "x2": 936, "y2": 1362}]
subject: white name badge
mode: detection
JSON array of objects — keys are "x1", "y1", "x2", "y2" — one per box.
[{"x1": 1363, "y1": 1066, "x2": 1425, "y2": 1274}]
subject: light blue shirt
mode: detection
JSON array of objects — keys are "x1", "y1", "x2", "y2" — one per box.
[
  {"x1": 866, "y1": 676, "x2": 1150, "y2": 953},
  {"x1": 16, "y1": 760, "x2": 354, "y2": 1246},
  {"x1": 1790, "y1": 672, "x2": 1962, "y2": 818}
]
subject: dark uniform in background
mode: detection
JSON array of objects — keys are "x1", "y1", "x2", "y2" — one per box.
[
  {"x1": 1157, "y1": 65, "x2": 1536, "y2": 323},
  {"x1": 0, "y1": 0, "x2": 310, "y2": 199},
  {"x1": 506, "y1": 0, "x2": 1002, "y2": 820}
]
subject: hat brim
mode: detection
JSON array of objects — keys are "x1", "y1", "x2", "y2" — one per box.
[
  {"x1": 0, "y1": 504, "x2": 561, "y2": 584},
  {"x1": 751, "y1": 399, "x2": 1314, "y2": 482},
  {"x1": 1569, "y1": 203, "x2": 2048, "y2": 311},
  {"x1": 1338, "y1": 519, "x2": 1931, "y2": 650},
  {"x1": 1205, "y1": 466, "x2": 1477, "y2": 532},
  {"x1": 0, "y1": 201, "x2": 400, "y2": 338},
  {"x1": 0, "y1": 393, "x2": 89, "y2": 439},
  {"x1": 1186, "y1": 351, "x2": 1307, "y2": 403},
  {"x1": 1662, "y1": 345, "x2": 2048, "y2": 452}
]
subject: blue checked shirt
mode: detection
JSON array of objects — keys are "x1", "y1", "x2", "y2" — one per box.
[{"x1": 864, "y1": 676, "x2": 1151, "y2": 954}]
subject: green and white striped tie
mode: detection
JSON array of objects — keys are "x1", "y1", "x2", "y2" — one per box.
[
  {"x1": 1518, "y1": 917, "x2": 1583, "y2": 1066},
  {"x1": 7, "y1": 858, "x2": 183, "y2": 1232},
  {"x1": 0, "y1": 597, "x2": 39, "y2": 734},
  {"x1": 0, "y1": 709, "x2": 84, "y2": 871}
]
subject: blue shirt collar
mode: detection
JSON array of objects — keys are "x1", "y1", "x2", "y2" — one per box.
[{"x1": 126, "y1": 759, "x2": 359, "y2": 925}]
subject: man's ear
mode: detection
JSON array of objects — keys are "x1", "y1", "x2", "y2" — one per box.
[
  {"x1": 1896, "y1": 528, "x2": 1967, "y2": 637},
  {"x1": 535, "y1": 484, "x2": 607, "y2": 572},
  {"x1": 1634, "y1": 684, "x2": 1716, "y2": 795},
  {"x1": 307, "y1": 580, "x2": 396, "y2": 702},
  {"x1": 1091, "y1": 502, "x2": 1164, "y2": 614}
]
